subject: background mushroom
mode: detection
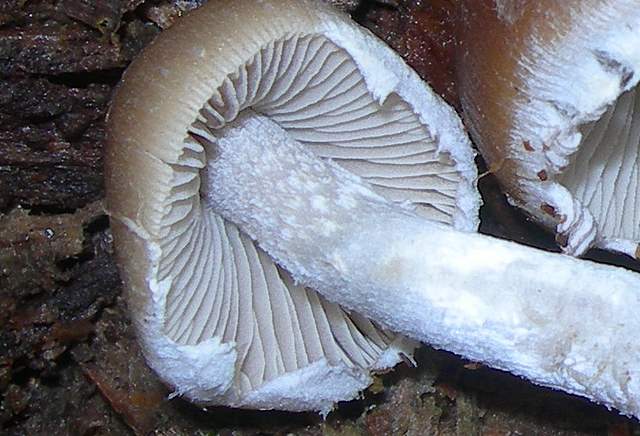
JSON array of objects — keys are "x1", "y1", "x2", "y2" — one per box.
[
  {"x1": 106, "y1": 0, "x2": 479, "y2": 412},
  {"x1": 458, "y1": 0, "x2": 640, "y2": 257}
]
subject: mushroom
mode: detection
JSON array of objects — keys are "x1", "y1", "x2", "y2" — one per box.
[
  {"x1": 106, "y1": 0, "x2": 478, "y2": 412},
  {"x1": 458, "y1": 0, "x2": 640, "y2": 257},
  {"x1": 106, "y1": 0, "x2": 640, "y2": 418}
]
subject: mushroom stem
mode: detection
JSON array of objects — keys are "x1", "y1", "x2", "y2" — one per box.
[{"x1": 204, "y1": 111, "x2": 640, "y2": 417}]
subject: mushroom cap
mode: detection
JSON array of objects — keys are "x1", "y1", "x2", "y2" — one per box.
[
  {"x1": 459, "y1": 0, "x2": 640, "y2": 256},
  {"x1": 106, "y1": 0, "x2": 479, "y2": 411}
]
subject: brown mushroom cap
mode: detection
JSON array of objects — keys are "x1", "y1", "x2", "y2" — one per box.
[
  {"x1": 459, "y1": 0, "x2": 640, "y2": 256},
  {"x1": 106, "y1": 0, "x2": 478, "y2": 411}
]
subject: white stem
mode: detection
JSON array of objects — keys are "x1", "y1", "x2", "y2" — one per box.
[{"x1": 203, "y1": 112, "x2": 640, "y2": 417}]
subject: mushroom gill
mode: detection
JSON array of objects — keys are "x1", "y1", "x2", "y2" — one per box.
[
  {"x1": 560, "y1": 88, "x2": 640, "y2": 255},
  {"x1": 106, "y1": 0, "x2": 478, "y2": 412},
  {"x1": 458, "y1": 0, "x2": 640, "y2": 257}
]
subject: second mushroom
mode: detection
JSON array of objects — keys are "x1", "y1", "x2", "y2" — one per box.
[
  {"x1": 106, "y1": 0, "x2": 640, "y2": 418},
  {"x1": 459, "y1": 0, "x2": 640, "y2": 257}
]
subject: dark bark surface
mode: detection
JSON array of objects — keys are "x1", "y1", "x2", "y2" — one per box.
[{"x1": 1, "y1": 1, "x2": 638, "y2": 435}]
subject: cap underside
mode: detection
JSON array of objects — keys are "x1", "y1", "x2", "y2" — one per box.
[
  {"x1": 106, "y1": 0, "x2": 479, "y2": 410},
  {"x1": 158, "y1": 33, "x2": 467, "y2": 400},
  {"x1": 193, "y1": 34, "x2": 464, "y2": 222}
]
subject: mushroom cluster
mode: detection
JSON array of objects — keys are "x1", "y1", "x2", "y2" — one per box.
[{"x1": 106, "y1": 0, "x2": 640, "y2": 419}]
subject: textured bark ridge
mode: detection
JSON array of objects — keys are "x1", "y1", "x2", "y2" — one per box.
[{"x1": 0, "y1": 0, "x2": 160, "y2": 212}]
